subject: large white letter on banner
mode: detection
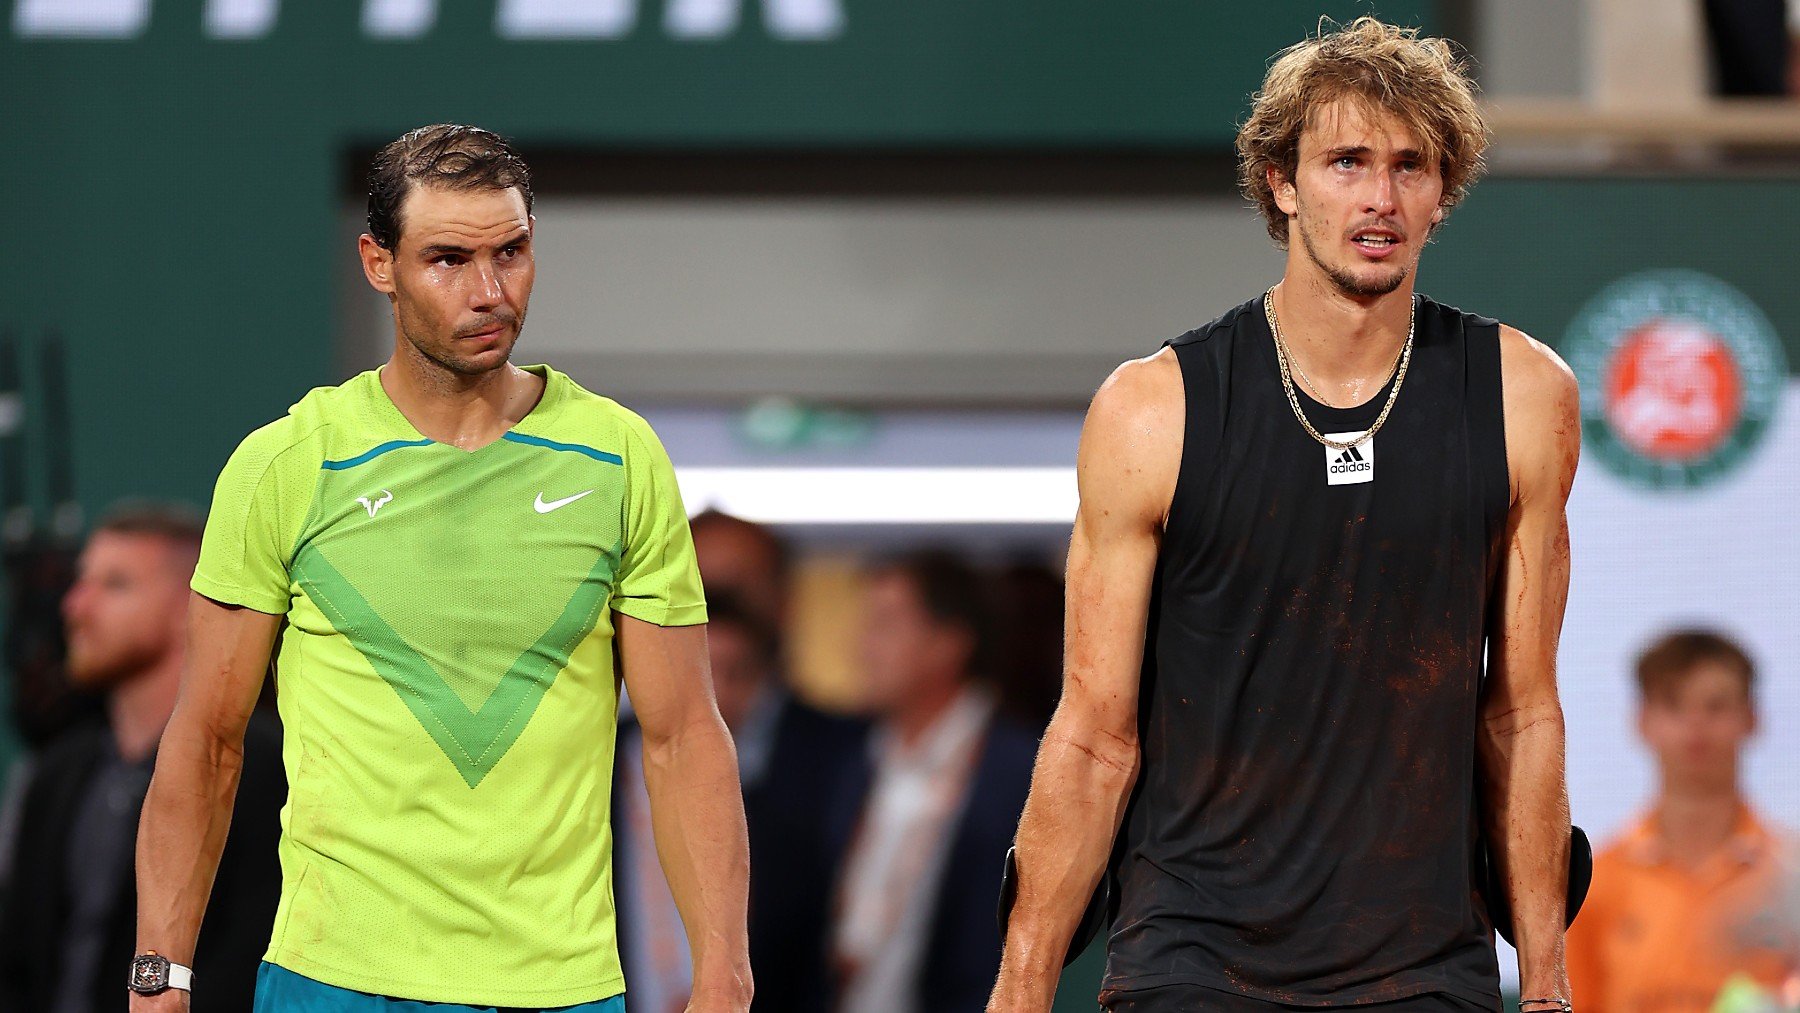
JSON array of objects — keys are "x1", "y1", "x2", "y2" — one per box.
[
  {"x1": 665, "y1": 0, "x2": 843, "y2": 40},
  {"x1": 204, "y1": 0, "x2": 276, "y2": 38},
  {"x1": 13, "y1": 0, "x2": 149, "y2": 37},
  {"x1": 362, "y1": 0, "x2": 437, "y2": 39},
  {"x1": 495, "y1": 0, "x2": 637, "y2": 40}
]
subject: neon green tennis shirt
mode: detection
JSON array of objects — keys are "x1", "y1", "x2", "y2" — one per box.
[{"x1": 192, "y1": 364, "x2": 705, "y2": 1007}]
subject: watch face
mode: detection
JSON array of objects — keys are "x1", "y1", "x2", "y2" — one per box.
[{"x1": 129, "y1": 955, "x2": 170, "y2": 994}]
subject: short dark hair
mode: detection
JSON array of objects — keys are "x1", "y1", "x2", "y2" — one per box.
[
  {"x1": 93, "y1": 500, "x2": 205, "y2": 555},
  {"x1": 366, "y1": 124, "x2": 534, "y2": 250},
  {"x1": 705, "y1": 590, "x2": 781, "y2": 667},
  {"x1": 1636, "y1": 628, "x2": 1756, "y2": 704},
  {"x1": 874, "y1": 549, "x2": 994, "y2": 676}
]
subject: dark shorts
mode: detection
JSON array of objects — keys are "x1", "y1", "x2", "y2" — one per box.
[{"x1": 1102, "y1": 984, "x2": 1494, "y2": 1013}]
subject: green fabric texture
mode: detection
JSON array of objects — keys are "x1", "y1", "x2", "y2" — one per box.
[
  {"x1": 191, "y1": 365, "x2": 704, "y2": 1007},
  {"x1": 290, "y1": 542, "x2": 618, "y2": 789}
]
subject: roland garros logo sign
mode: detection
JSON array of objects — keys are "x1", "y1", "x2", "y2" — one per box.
[{"x1": 1564, "y1": 270, "x2": 1787, "y2": 491}]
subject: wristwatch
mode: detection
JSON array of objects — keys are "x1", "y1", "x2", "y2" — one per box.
[{"x1": 128, "y1": 952, "x2": 194, "y2": 995}]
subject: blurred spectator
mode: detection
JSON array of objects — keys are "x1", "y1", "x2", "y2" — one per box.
[
  {"x1": 690, "y1": 508, "x2": 791, "y2": 627},
  {"x1": 0, "y1": 503, "x2": 284, "y2": 1013},
  {"x1": 1567, "y1": 630, "x2": 1800, "y2": 1012},
  {"x1": 1701, "y1": 0, "x2": 1792, "y2": 95},
  {"x1": 985, "y1": 560, "x2": 1063, "y2": 729},
  {"x1": 3, "y1": 526, "x2": 103, "y2": 754},
  {"x1": 615, "y1": 513, "x2": 866, "y2": 1013},
  {"x1": 833, "y1": 550, "x2": 1036, "y2": 1013},
  {"x1": 1791, "y1": 0, "x2": 1800, "y2": 95}
]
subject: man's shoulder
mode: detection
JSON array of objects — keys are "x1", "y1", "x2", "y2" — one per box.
[
  {"x1": 1414, "y1": 293, "x2": 1500, "y2": 332},
  {"x1": 1165, "y1": 295, "x2": 1264, "y2": 351},
  {"x1": 1749, "y1": 809, "x2": 1800, "y2": 852},
  {"x1": 1592, "y1": 811, "x2": 1665, "y2": 874},
  {"x1": 1098, "y1": 294, "x2": 1263, "y2": 425},
  {"x1": 1593, "y1": 828, "x2": 1646, "y2": 867},
  {"x1": 1090, "y1": 348, "x2": 1183, "y2": 432},
  {"x1": 532, "y1": 366, "x2": 668, "y2": 460},
  {"x1": 228, "y1": 371, "x2": 382, "y2": 471},
  {"x1": 1489, "y1": 320, "x2": 1577, "y2": 400}
]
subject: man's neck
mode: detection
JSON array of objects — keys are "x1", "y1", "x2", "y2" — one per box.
[
  {"x1": 1271, "y1": 268, "x2": 1416, "y2": 387},
  {"x1": 1652, "y1": 779, "x2": 1745, "y2": 867},
  {"x1": 889, "y1": 677, "x2": 968, "y2": 751},
  {"x1": 381, "y1": 346, "x2": 543, "y2": 450},
  {"x1": 107, "y1": 656, "x2": 183, "y2": 762}
]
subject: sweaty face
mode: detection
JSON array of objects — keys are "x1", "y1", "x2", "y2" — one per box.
[
  {"x1": 1639, "y1": 663, "x2": 1756, "y2": 788},
  {"x1": 1275, "y1": 99, "x2": 1445, "y2": 300},
  {"x1": 383, "y1": 185, "x2": 535, "y2": 377},
  {"x1": 61, "y1": 532, "x2": 193, "y2": 689}
]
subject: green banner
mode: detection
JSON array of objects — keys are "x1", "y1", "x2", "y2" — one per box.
[{"x1": 7, "y1": 2, "x2": 1429, "y2": 145}]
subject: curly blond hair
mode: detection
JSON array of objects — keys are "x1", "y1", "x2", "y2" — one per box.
[{"x1": 1237, "y1": 17, "x2": 1488, "y2": 247}]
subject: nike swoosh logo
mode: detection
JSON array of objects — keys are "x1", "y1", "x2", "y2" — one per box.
[{"x1": 534, "y1": 489, "x2": 595, "y2": 514}]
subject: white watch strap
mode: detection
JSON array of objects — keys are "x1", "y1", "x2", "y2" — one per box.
[{"x1": 167, "y1": 962, "x2": 193, "y2": 992}]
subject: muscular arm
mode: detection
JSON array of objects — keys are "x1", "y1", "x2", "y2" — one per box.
[
  {"x1": 1480, "y1": 327, "x2": 1581, "y2": 1003},
  {"x1": 617, "y1": 615, "x2": 752, "y2": 1012},
  {"x1": 988, "y1": 350, "x2": 1183, "y2": 1013},
  {"x1": 133, "y1": 593, "x2": 283, "y2": 1012}
]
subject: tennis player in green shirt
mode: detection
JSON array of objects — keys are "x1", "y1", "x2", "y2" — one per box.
[{"x1": 130, "y1": 125, "x2": 752, "y2": 1013}]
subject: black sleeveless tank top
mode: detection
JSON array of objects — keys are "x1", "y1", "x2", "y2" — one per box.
[{"x1": 1100, "y1": 294, "x2": 1509, "y2": 1009}]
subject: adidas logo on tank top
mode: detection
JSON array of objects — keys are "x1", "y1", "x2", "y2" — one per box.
[{"x1": 1324, "y1": 431, "x2": 1374, "y2": 485}]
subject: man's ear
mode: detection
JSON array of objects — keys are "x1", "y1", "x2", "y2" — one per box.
[
  {"x1": 359, "y1": 234, "x2": 396, "y2": 296},
  {"x1": 1269, "y1": 165, "x2": 1298, "y2": 218}
]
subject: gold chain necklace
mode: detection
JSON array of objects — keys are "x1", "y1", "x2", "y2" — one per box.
[
  {"x1": 1287, "y1": 331, "x2": 1403, "y2": 408},
  {"x1": 1263, "y1": 288, "x2": 1415, "y2": 452}
]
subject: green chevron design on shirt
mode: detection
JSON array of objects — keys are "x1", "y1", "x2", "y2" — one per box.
[{"x1": 292, "y1": 542, "x2": 618, "y2": 788}]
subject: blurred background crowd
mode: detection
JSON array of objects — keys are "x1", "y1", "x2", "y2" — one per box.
[{"x1": 3, "y1": 0, "x2": 1800, "y2": 1011}]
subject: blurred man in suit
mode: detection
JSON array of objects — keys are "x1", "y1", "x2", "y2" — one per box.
[
  {"x1": 834, "y1": 550, "x2": 1036, "y2": 1013},
  {"x1": 616, "y1": 512, "x2": 865, "y2": 1013},
  {"x1": 1567, "y1": 630, "x2": 1799, "y2": 1012},
  {"x1": 0, "y1": 504, "x2": 284, "y2": 1013}
]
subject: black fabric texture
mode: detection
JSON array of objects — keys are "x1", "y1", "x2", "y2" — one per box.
[{"x1": 1099, "y1": 295, "x2": 1510, "y2": 1010}]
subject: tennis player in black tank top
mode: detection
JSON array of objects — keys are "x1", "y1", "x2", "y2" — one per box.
[{"x1": 990, "y1": 19, "x2": 1582, "y2": 1013}]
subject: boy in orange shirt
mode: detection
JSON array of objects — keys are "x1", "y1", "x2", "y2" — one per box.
[{"x1": 1568, "y1": 631, "x2": 1799, "y2": 1012}]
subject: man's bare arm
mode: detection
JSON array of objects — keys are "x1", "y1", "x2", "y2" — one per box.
[
  {"x1": 132, "y1": 593, "x2": 283, "y2": 1012},
  {"x1": 1481, "y1": 326, "x2": 1581, "y2": 1004},
  {"x1": 988, "y1": 350, "x2": 1183, "y2": 1013},
  {"x1": 617, "y1": 616, "x2": 752, "y2": 1012}
]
